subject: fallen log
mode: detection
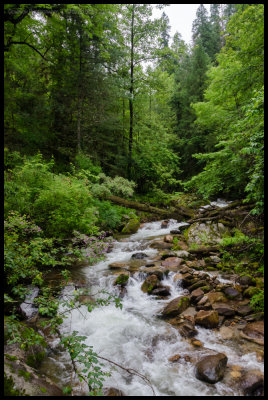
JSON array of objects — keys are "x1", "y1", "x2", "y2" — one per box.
[
  {"x1": 188, "y1": 246, "x2": 220, "y2": 255},
  {"x1": 107, "y1": 195, "x2": 193, "y2": 219}
]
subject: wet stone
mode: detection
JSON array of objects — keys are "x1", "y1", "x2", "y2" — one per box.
[
  {"x1": 223, "y1": 286, "x2": 241, "y2": 300},
  {"x1": 240, "y1": 371, "x2": 264, "y2": 396},
  {"x1": 131, "y1": 252, "x2": 148, "y2": 259},
  {"x1": 195, "y1": 353, "x2": 228, "y2": 384},
  {"x1": 195, "y1": 310, "x2": 219, "y2": 328}
]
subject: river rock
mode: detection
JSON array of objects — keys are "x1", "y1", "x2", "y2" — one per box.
[
  {"x1": 151, "y1": 286, "x2": 171, "y2": 297},
  {"x1": 243, "y1": 286, "x2": 260, "y2": 298},
  {"x1": 195, "y1": 310, "x2": 219, "y2": 328},
  {"x1": 164, "y1": 235, "x2": 173, "y2": 243},
  {"x1": 121, "y1": 219, "x2": 140, "y2": 234},
  {"x1": 174, "y1": 250, "x2": 190, "y2": 258},
  {"x1": 161, "y1": 220, "x2": 169, "y2": 229},
  {"x1": 195, "y1": 353, "x2": 228, "y2": 383},
  {"x1": 102, "y1": 387, "x2": 126, "y2": 396},
  {"x1": 188, "y1": 280, "x2": 208, "y2": 292},
  {"x1": 187, "y1": 221, "x2": 229, "y2": 246},
  {"x1": 223, "y1": 287, "x2": 241, "y2": 300},
  {"x1": 190, "y1": 288, "x2": 204, "y2": 304},
  {"x1": 173, "y1": 273, "x2": 184, "y2": 282},
  {"x1": 235, "y1": 275, "x2": 255, "y2": 287},
  {"x1": 178, "y1": 320, "x2": 198, "y2": 338},
  {"x1": 240, "y1": 371, "x2": 264, "y2": 396},
  {"x1": 170, "y1": 229, "x2": 181, "y2": 235},
  {"x1": 150, "y1": 241, "x2": 173, "y2": 250},
  {"x1": 161, "y1": 296, "x2": 190, "y2": 318},
  {"x1": 131, "y1": 252, "x2": 148, "y2": 259},
  {"x1": 141, "y1": 266, "x2": 168, "y2": 280},
  {"x1": 161, "y1": 257, "x2": 183, "y2": 269},
  {"x1": 209, "y1": 255, "x2": 221, "y2": 264},
  {"x1": 212, "y1": 302, "x2": 236, "y2": 317},
  {"x1": 206, "y1": 291, "x2": 228, "y2": 304},
  {"x1": 141, "y1": 274, "x2": 160, "y2": 294},
  {"x1": 168, "y1": 354, "x2": 181, "y2": 362},
  {"x1": 113, "y1": 274, "x2": 129, "y2": 287},
  {"x1": 108, "y1": 262, "x2": 129, "y2": 270},
  {"x1": 240, "y1": 320, "x2": 264, "y2": 345},
  {"x1": 236, "y1": 304, "x2": 253, "y2": 316},
  {"x1": 4, "y1": 354, "x2": 62, "y2": 396}
]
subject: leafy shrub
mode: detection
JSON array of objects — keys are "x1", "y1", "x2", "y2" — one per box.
[
  {"x1": 33, "y1": 174, "x2": 99, "y2": 238},
  {"x1": 4, "y1": 212, "x2": 76, "y2": 292},
  {"x1": 91, "y1": 173, "x2": 136, "y2": 199}
]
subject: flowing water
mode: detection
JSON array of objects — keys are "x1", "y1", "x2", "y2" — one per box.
[{"x1": 39, "y1": 219, "x2": 263, "y2": 396}]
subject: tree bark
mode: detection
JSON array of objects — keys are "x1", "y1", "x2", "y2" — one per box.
[
  {"x1": 107, "y1": 195, "x2": 193, "y2": 219},
  {"x1": 127, "y1": 4, "x2": 135, "y2": 179}
]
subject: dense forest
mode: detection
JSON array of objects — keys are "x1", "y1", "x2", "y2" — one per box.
[{"x1": 4, "y1": 4, "x2": 264, "y2": 396}]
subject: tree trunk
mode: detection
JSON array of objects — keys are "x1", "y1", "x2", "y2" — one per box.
[
  {"x1": 107, "y1": 195, "x2": 193, "y2": 220},
  {"x1": 127, "y1": 4, "x2": 135, "y2": 179}
]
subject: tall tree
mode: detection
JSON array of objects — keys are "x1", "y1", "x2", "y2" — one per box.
[{"x1": 119, "y1": 4, "x2": 163, "y2": 179}]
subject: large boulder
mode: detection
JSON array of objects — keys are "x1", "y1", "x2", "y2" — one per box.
[
  {"x1": 186, "y1": 221, "x2": 229, "y2": 246},
  {"x1": 161, "y1": 296, "x2": 190, "y2": 319},
  {"x1": 121, "y1": 219, "x2": 140, "y2": 234},
  {"x1": 240, "y1": 371, "x2": 264, "y2": 396},
  {"x1": 195, "y1": 310, "x2": 219, "y2": 328},
  {"x1": 195, "y1": 353, "x2": 228, "y2": 383},
  {"x1": 240, "y1": 320, "x2": 264, "y2": 345}
]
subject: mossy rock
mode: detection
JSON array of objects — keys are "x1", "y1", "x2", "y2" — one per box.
[
  {"x1": 161, "y1": 296, "x2": 190, "y2": 318},
  {"x1": 255, "y1": 278, "x2": 264, "y2": 289},
  {"x1": 243, "y1": 286, "x2": 260, "y2": 298},
  {"x1": 4, "y1": 373, "x2": 27, "y2": 396},
  {"x1": 201, "y1": 286, "x2": 213, "y2": 293},
  {"x1": 206, "y1": 266, "x2": 218, "y2": 271},
  {"x1": 114, "y1": 274, "x2": 129, "y2": 287},
  {"x1": 121, "y1": 219, "x2": 140, "y2": 234}
]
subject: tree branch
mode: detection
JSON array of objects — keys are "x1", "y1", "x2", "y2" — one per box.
[{"x1": 5, "y1": 41, "x2": 49, "y2": 60}]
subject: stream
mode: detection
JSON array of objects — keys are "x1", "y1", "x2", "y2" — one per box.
[{"x1": 38, "y1": 218, "x2": 264, "y2": 396}]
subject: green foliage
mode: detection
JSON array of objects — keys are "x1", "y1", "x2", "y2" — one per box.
[
  {"x1": 60, "y1": 331, "x2": 110, "y2": 396},
  {"x1": 250, "y1": 289, "x2": 264, "y2": 312},
  {"x1": 4, "y1": 212, "x2": 75, "y2": 291},
  {"x1": 186, "y1": 5, "x2": 264, "y2": 210},
  {"x1": 91, "y1": 173, "x2": 136, "y2": 199},
  {"x1": 5, "y1": 316, "x2": 47, "y2": 350}
]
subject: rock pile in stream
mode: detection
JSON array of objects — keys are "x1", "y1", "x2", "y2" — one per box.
[{"x1": 110, "y1": 219, "x2": 264, "y2": 392}]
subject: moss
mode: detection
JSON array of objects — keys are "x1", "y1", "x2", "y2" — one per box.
[
  {"x1": 18, "y1": 369, "x2": 32, "y2": 382},
  {"x1": 114, "y1": 274, "x2": 129, "y2": 286},
  {"x1": 121, "y1": 219, "x2": 140, "y2": 234},
  {"x1": 243, "y1": 286, "x2": 260, "y2": 298},
  {"x1": 5, "y1": 354, "x2": 18, "y2": 361},
  {"x1": 183, "y1": 227, "x2": 190, "y2": 242},
  {"x1": 39, "y1": 387, "x2": 47, "y2": 393},
  {"x1": 4, "y1": 373, "x2": 28, "y2": 396},
  {"x1": 200, "y1": 286, "x2": 212, "y2": 293},
  {"x1": 206, "y1": 266, "x2": 218, "y2": 271},
  {"x1": 26, "y1": 351, "x2": 45, "y2": 369}
]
